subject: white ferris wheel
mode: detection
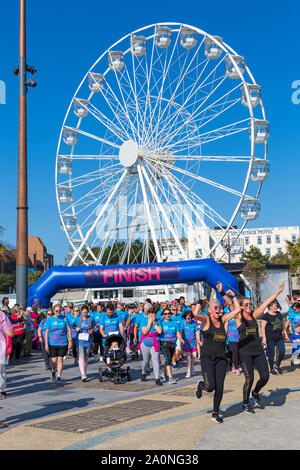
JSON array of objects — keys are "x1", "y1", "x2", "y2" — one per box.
[{"x1": 55, "y1": 22, "x2": 270, "y2": 267}]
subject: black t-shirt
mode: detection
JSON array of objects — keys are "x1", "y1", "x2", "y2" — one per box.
[{"x1": 261, "y1": 311, "x2": 283, "y2": 341}]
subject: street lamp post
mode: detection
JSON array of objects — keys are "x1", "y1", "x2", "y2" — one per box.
[{"x1": 14, "y1": 0, "x2": 37, "y2": 306}]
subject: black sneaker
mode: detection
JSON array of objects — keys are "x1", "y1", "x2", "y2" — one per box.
[
  {"x1": 270, "y1": 368, "x2": 278, "y2": 375},
  {"x1": 141, "y1": 374, "x2": 147, "y2": 382},
  {"x1": 51, "y1": 370, "x2": 56, "y2": 382},
  {"x1": 195, "y1": 380, "x2": 204, "y2": 399},
  {"x1": 211, "y1": 413, "x2": 223, "y2": 424},
  {"x1": 155, "y1": 379, "x2": 163, "y2": 386},
  {"x1": 56, "y1": 376, "x2": 63, "y2": 385},
  {"x1": 251, "y1": 391, "x2": 263, "y2": 407},
  {"x1": 242, "y1": 404, "x2": 255, "y2": 414},
  {"x1": 274, "y1": 366, "x2": 282, "y2": 375}
]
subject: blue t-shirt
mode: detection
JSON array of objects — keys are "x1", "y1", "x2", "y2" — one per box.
[
  {"x1": 160, "y1": 319, "x2": 179, "y2": 344},
  {"x1": 139, "y1": 315, "x2": 162, "y2": 348},
  {"x1": 93, "y1": 311, "x2": 104, "y2": 333},
  {"x1": 38, "y1": 318, "x2": 48, "y2": 342},
  {"x1": 72, "y1": 316, "x2": 95, "y2": 348},
  {"x1": 44, "y1": 315, "x2": 69, "y2": 347},
  {"x1": 135, "y1": 313, "x2": 148, "y2": 341},
  {"x1": 182, "y1": 320, "x2": 198, "y2": 350},
  {"x1": 116, "y1": 309, "x2": 129, "y2": 326},
  {"x1": 100, "y1": 312, "x2": 122, "y2": 336},
  {"x1": 171, "y1": 315, "x2": 184, "y2": 332},
  {"x1": 287, "y1": 311, "x2": 300, "y2": 332},
  {"x1": 67, "y1": 313, "x2": 80, "y2": 339}
]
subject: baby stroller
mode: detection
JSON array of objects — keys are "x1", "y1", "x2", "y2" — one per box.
[{"x1": 99, "y1": 333, "x2": 131, "y2": 384}]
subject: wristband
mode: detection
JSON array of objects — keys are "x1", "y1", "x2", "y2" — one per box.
[{"x1": 220, "y1": 290, "x2": 226, "y2": 296}]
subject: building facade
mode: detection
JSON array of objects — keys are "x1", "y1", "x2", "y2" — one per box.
[{"x1": 28, "y1": 236, "x2": 54, "y2": 272}]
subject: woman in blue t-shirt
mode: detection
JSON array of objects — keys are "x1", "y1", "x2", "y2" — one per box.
[
  {"x1": 44, "y1": 304, "x2": 72, "y2": 384},
  {"x1": 72, "y1": 306, "x2": 97, "y2": 382},
  {"x1": 160, "y1": 308, "x2": 184, "y2": 384},
  {"x1": 182, "y1": 310, "x2": 200, "y2": 378},
  {"x1": 138, "y1": 305, "x2": 163, "y2": 386}
]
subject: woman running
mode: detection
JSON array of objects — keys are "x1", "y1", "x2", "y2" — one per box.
[
  {"x1": 72, "y1": 306, "x2": 97, "y2": 381},
  {"x1": 68, "y1": 306, "x2": 81, "y2": 363},
  {"x1": 160, "y1": 308, "x2": 184, "y2": 384},
  {"x1": 138, "y1": 306, "x2": 163, "y2": 385},
  {"x1": 182, "y1": 310, "x2": 200, "y2": 377},
  {"x1": 44, "y1": 304, "x2": 72, "y2": 384},
  {"x1": 261, "y1": 299, "x2": 289, "y2": 375},
  {"x1": 194, "y1": 286, "x2": 241, "y2": 423},
  {"x1": 234, "y1": 283, "x2": 284, "y2": 413}
]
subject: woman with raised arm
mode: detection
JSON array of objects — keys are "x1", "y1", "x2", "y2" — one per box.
[
  {"x1": 234, "y1": 283, "x2": 285, "y2": 414},
  {"x1": 194, "y1": 285, "x2": 241, "y2": 423}
]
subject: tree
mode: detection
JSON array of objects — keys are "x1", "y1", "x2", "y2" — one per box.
[
  {"x1": 241, "y1": 246, "x2": 269, "y2": 307},
  {"x1": 0, "y1": 274, "x2": 15, "y2": 293},
  {"x1": 28, "y1": 270, "x2": 43, "y2": 287},
  {"x1": 270, "y1": 237, "x2": 300, "y2": 274}
]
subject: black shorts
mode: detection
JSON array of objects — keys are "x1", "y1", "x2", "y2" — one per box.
[
  {"x1": 161, "y1": 342, "x2": 176, "y2": 366},
  {"x1": 49, "y1": 345, "x2": 68, "y2": 358}
]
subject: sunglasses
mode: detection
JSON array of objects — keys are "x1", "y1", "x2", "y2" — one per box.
[
  {"x1": 163, "y1": 312, "x2": 171, "y2": 315},
  {"x1": 244, "y1": 303, "x2": 253, "y2": 307},
  {"x1": 213, "y1": 306, "x2": 222, "y2": 311}
]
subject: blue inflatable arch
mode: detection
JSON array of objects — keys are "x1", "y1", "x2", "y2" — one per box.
[{"x1": 27, "y1": 258, "x2": 238, "y2": 307}]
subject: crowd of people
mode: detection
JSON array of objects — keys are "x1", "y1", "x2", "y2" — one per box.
[{"x1": 0, "y1": 287, "x2": 300, "y2": 427}]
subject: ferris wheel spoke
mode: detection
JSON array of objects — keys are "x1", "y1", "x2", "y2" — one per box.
[
  {"x1": 157, "y1": 94, "x2": 241, "y2": 154},
  {"x1": 92, "y1": 174, "x2": 136, "y2": 264},
  {"x1": 145, "y1": 156, "x2": 231, "y2": 229},
  {"x1": 82, "y1": 100, "x2": 131, "y2": 143},
  {"x1": 144, "y1": 30, "x2": 181, "y2": 150},
  {"x1": 92, "y1": 78, "x2": 134, "y2": 142},
  {"x1": 141, "y1": 163, "x2": 187, "y2": 258},
  {"x1": 159, "y1": 117, "x2": 250, "y2": 155},
  {"x1": 156, "y1": 73, "x2": 229, "y2": 150},
  {"x1": 150, "y1": 166, "x2": 210, "y2": 257},
  {"x1": 162, "y1": 159, "x2": 250, "y2": 198},
  {"x1": 137, "y1": 164, "x2": 163, "y2": 262},
  {"x1": 60, "y1": 166, "x2": 122, "y2": 190},
  {"x1": 156, "y1": 63, "x2": 228, "y2": 148},
  {"x1": 164, "y1": 170, "x2": 230, "y2": 234},
  {"x1": 110, "y1": 64, "x2": 139, "y2": 142},
  {"x1": 64, "y1": 126, "x2": 121, "y2": 149},
  {"x1": 68, "y1": 169, "x2": 128, "y2": 266},
  {"x1": 166, "y1": 154, "x2": 252, "y2": 162}
]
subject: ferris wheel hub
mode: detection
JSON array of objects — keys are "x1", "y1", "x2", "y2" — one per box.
[{"x1": 119, "y1": 140, "x2": 139, "y2": 167}]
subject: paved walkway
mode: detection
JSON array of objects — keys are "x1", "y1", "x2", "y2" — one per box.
[{"x1": 0, "y1": 346, "x2": 299, "y2": 450}]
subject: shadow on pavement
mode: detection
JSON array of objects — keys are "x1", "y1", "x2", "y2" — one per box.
[{"x1": 2, "y1": 397, "x2": 95, "y2": 427}]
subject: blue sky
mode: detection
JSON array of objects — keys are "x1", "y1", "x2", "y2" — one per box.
[{"x1": 0, "y1": 0, "x2": 299, "y2": 264}]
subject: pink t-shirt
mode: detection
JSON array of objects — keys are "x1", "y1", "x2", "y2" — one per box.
[{"x1": 0, "y1": 310, "x2": 13, "y2": 361}]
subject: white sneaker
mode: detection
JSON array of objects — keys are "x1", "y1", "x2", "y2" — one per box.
[
  {"x1": 185, "y1": 371, "x2": 191, "y2": 378},
  {"x1": 168, "y1": 378, "x2": 177, "y2": 384},
  {"x1": 160, "y1": 373, "x2": 166, "y2": 382}
]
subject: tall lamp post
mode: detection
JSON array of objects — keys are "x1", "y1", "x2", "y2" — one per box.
[{"x1": 14, "y1": 0, "x2": 37, "y2": 306}]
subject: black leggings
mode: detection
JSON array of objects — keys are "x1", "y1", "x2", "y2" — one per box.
[
  {"x1": 228, "y1": 342, "x2": 240, "y2": 370},
  {"x1": 161, "y1": 342, "x2": 175, "y2": 366},
  {"x1": 93, "y1": 332, "x2": 103, "y2": 356},
  {"x1": 239, "y1": 352, "x2": 270, "y2": 404},
  {"x1": 200, "y1": 356, "x2": 228, "y2": 414}
]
